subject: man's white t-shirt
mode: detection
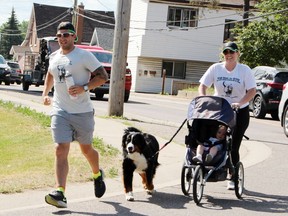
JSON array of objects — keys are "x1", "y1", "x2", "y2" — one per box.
[
  {"x1": 199, "y1": 62, "x2": 256, "y2": 108},
  {"x1": 48, "y1": 47, "x2": 102, "y2": 113}
]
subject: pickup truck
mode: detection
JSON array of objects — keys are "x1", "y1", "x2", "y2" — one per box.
[
  {"x1": 76, "y1": 45, "x2": 132, "y2": 102},
  {"x1": 22, "y1": 37, "x2": 59, "y2": 91}
]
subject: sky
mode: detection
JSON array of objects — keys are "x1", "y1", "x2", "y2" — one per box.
[{"x1": 0, "y1": 0, "x2": 117, "y2": 26}]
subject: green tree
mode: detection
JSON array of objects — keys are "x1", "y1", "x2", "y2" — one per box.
[
  {"x1": 0, "y1": 8, "x2": 24, "y2": 59},
  {"x1": 19, "y1": 20, "x2": 29, "y2": 35},
  {"x1": 233, "y1": 0, "x2": 288, "y2": 68}
]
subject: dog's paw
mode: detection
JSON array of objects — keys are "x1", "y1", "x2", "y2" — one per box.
[
  {"x1": 146, "y1": 189, "x2": 154, "y2": 195},
  {"x1": 125, "y1": 192, "x2": 134, "y2": 201}
]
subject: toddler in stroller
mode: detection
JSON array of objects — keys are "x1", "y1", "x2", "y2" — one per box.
[
  {"x1": 192, "y1": 124, "x2": 227, "y2": 164},
  {"x1": 181, "y1": 96, "x2": 244, "y2": 205}
]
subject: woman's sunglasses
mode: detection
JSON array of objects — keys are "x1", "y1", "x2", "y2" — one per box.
[
  {"x1": 56, "y1": 32, "x2": 74, "y2": 38},
  {"x1": 223, "y1": 50, "x2": 237, "y2": 55}
]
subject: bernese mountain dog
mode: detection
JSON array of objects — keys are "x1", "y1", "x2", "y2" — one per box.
[{"x1": 122, "y1": 127, "x2": 160, "y2": 201}]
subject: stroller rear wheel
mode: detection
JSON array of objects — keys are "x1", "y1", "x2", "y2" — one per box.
[
  {"x1": 193, "y1": 165, "x2": 204, "y2": 205},
  {"x1": 181, "y1": 164, "x2": 193, "y2": 195},
  {"x1": 234, "y1": 161, "x2": 244, "y2": 199}
]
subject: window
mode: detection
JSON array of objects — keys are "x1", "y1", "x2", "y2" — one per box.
[
  {"x1": 167, "y1": 7, "x2": 198, "y2": 28},
  {"x1": 223, "y1": 19, "x2": 236, "y2": 42},
  {"x1": 91, "y1": 51, "x2": 112, "y2": 63},
  {"x1": 162, "y1": 61, "x2": 186, "y2": 79}
]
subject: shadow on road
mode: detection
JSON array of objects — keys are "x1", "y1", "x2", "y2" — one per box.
[
  {"x1": 202, "y1": 189, "x2": 288, "y2": 214},
  {"x1": 52, "y1": 210, "x2": 99, "y2": 216}
]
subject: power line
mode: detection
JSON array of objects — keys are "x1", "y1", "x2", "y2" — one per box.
[
  {"x1": 129, "y1": 7, "x2": 288, "y2": 31},
  {"x1": 84, "y1": 9, "x2": 115, "y2": 20},
  {"x1": 95, "y1": 0, "x2": 111, "y2": 11},
  {"x1": 130, "y1": 11, "x2": 242, "y2": 23},
  {"x1": 73, "y1": 10, "x2": 115, "y2": 26},
  {"x1": 36, "y1": 13, "x2": 71, "y2": 32},
  {"x1": 2, "y1": 6, "x2": 288, "y2": 36},
  {"x1": 0, "y1": 12, "x2": 70, "y2": 36},
  {"x1": 36, "y1": 8, "x2": 72, "y2": 28}
]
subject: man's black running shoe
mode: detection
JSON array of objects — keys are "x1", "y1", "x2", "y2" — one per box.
[
  {"x1": 45, "y1": 190, "x2": 67, "y2": 208},
  {"x1": 94, "y1": 169, "x2": 106, "y2": 198}
]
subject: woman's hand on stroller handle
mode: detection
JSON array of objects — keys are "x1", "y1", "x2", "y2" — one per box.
[{"x1": 231, "y1": 103, "x2": 240, "y2": 111}]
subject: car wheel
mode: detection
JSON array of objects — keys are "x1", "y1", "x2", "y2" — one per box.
[
  {"x1": 283, "y1": 105, "x2": 288, "y2": 137},
  {"x1": 5, "y1": 81, "x2": 10, "y2": 85},
  {"x1": 22, "y1": 81, "x2": 30, "y2": 91},
  {"x1": 270, "y1": 111, "x2": 279, "y2": 120},
  {"x1": 124, "y1": 91, "x2": 130, "y2": 102},
  {"x1": 252, "y1": 95, "x2": 266, "y2": 119}
]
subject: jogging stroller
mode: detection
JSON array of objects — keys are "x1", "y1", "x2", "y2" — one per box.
[{"x1": 181, "y1": 96, "x2": 244, "y2": 205}]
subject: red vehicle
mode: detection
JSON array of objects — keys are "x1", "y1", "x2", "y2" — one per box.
[{"x1": 76, "y1": 45, "x2": 132, "y2": 102}]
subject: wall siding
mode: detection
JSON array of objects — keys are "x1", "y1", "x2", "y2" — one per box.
[
  {"x1": 127, "y1": 0, "x2": 244, "y2": 94},
  {"x1": 132, "y1": 57, "x2": 213, "y2": 94}
]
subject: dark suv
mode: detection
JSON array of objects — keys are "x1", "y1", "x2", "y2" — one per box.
[
  {"x1": 7, "y1": 61, "x2": 22, "y2": 85},
  {"x1": 249, "y1": 66, "x2": 288, "y2": 120},
  {"x1": 0, "y1": 55, "x2": 11, "y2": 85}
]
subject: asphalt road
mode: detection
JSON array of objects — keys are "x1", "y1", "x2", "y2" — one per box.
[{"x1": 0, "y1": 84, "x2": 287, "y2": 216}]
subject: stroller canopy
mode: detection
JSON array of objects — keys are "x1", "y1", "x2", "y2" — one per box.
[{"x1": 187, "y1": 96, "x2": 236, "y2": 129}]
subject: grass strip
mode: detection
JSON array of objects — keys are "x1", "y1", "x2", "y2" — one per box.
[{"x1": 0, "y1": 100, "x2": 121, "y2": 194}]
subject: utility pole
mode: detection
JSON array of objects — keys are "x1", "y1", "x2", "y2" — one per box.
[
  {"x1": 108, "y1": 0, "x2": 131, "y2": 116},
  {"x1": 243, "y1": 0, "x2": 250, "y2": 27},
  {"x1": 72, "y1": 0, "x2": 78, "y2": 27}
]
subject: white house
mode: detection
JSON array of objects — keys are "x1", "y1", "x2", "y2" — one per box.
[{"x1": 127, "y1": 0, "x2": 257, "y2": 94}]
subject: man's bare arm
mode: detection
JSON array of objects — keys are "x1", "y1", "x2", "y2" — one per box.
[
  {"x1": 85, "y1": 66, "x2": 108, "y2": 91},
  {"x1": 66, "y1": 66, "x2": 109, "y2": 95},
  {"x1": 42, "y1": 71, "x2": 54, "y2": 105}
]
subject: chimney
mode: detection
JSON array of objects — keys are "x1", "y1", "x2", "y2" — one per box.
[{"x1": 75, "y1": 3, "x2": 84, "y2": 44}]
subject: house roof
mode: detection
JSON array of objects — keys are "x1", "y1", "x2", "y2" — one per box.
[
  {"x1": 9, "y1": 45, "x2": 31, "y2": 55},
  {"x1": 33, "y1": 3, "x2": 115, "y2": 44}
]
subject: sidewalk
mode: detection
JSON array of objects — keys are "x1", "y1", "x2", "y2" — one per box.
[{"x1": 0, "y1": 93, "x2": 271, "y2": 213}]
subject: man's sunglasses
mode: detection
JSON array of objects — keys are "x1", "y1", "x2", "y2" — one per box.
[
  {"x1": 56, "y1": 32, "x2": 74, "y2": 38},
  {"x1": 223, "y1": 50, "x2": 237, "y2": 55}
]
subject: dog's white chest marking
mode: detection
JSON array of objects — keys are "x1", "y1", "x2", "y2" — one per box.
[{"x1": 128, "y1": 152, "x2": 148, "y2": 173}]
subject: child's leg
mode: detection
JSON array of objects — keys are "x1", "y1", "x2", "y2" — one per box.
[
  {"x1": 209, "y1": 146, "x2": 218, "y2": 158},
  {"x1": 206, "y1": 144, "x2": 222, "y2": 163},
  {"x1": 193, "y1": 144, "x2": 204, "y2": 163},
  {"x1": 196, "y1": 144, "x2": 204, "y2": 156}
]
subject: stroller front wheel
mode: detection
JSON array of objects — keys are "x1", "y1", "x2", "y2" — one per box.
[
  {"x1": 193, "y1": 165, "x2": 204, "y2": 205},
  {"x1": 234, "y1": 161, "x2": 244, "y2": 199},
  {"x1": 181, "y1": 164, "x2": 193, "y2": 196}
]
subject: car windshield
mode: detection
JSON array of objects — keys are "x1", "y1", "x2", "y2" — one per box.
[
  {"x1": 91, "y1": 51, "x2": 112, "y2": 63},
  {"x1": 0, "y1": 55, "x2": 6, "y2": 64},
  {"x1": 48, "y1": 40, "x2": 60, "y2": 53},
  {"x1": 275, "y1": 72, "x2": 288, "y2": 84},
  {"x1": 7, "y1": 62, "x2": 19, "y2": 69}
]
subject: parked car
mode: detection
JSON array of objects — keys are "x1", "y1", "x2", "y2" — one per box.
[
  {"x1": 76, "y1": 45, "x2": 132, "y2": 102},
  {"x1": 0, "y1": 55, "x2": 11, "y2": 85},
  {"x1": 278, "y1": 82, "x2": 288, "y2": 137},
  {"x1": 249, "y1": 66, "x2": 288, "y2": 120},
  {"x1": 7, "y1": 61, "x2": 22, "y2": 85}
]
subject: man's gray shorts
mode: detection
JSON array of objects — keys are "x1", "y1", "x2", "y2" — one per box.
[{"x1": 51, "y1": 109, "x2": 95, "y2": 144}]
